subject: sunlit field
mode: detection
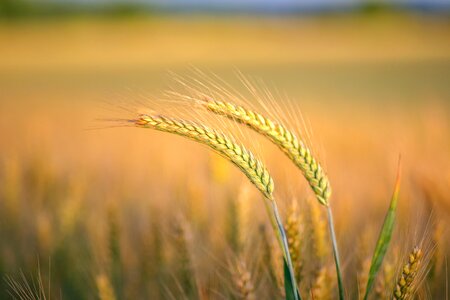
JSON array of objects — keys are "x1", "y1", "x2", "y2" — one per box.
[{"x1": 0, "y1": 14, "x2": 449, "y2": 299}]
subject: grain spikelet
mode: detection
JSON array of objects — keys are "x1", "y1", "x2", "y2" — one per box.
[{"x1": 393, "y1": 247, "x2": 423, "y2": 300}]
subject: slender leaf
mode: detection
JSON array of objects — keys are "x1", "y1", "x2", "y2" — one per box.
[
  {"x1": 363, "y1": 161, "x2": 401, "y2": 300},
  {"x1": 284, "y1": 258, "x2": 302, "y2": 300}
]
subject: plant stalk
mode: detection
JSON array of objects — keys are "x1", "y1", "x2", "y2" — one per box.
[
  {"x1": 271, "y1": 200, "x2": 300, "y2": 300},
  {"x1": 327, "y1": 205, "x2": 344, "y2": 300}
]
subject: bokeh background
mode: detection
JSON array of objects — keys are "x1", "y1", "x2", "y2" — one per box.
[{"x1": 0, "y1": 0, "x2": 449, "y2": 299}]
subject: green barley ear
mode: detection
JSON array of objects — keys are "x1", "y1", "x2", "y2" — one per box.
[{"x1": 363, "y1": 159, "x2": 401, "y2": 300}]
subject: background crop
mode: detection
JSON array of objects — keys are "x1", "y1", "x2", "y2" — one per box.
[{"x1": 0, "y1": 2, "x2": 449, "y2": 299}]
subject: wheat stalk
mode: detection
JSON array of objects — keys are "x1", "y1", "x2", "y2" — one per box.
[
  {"x1": 198, "y1": 98, "x2": 331, "y2": 206},
  {"x1": 393, "y1": 247, "x2": 423, "y2": 300},
  {"x1": 194, "y1": 97, "x2": 343, "y2": 299}
]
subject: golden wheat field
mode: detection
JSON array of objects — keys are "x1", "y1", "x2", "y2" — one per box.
[{"x1": 0, "y1": 13, "x2": 450, "y2": 299}]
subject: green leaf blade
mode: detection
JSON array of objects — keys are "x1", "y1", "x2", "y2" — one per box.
[
  {"x1": 284, "y1": 258, "x2": 302, "y2": 300},
  {"x1": 363, "y1": 162, "x2": 401, "y2": 300}
]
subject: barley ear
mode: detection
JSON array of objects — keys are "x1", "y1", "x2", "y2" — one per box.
[
  {"x1": 196, "y1": 98, "x2": 340, "y2": 299},
  {"x1": 393, "y1": 247, "x2": 423, "y2": 300},
  {"x1": 200, "y1": 99, "x2": 331, "y2": 206},
  {"x1": 135, "y1": 114, "x2": 274, "y2": 200},
  {"x1": 133, "y1": 113, "x2": 300, "y2": 300}
]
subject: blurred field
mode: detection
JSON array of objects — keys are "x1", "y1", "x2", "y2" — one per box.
[{"x1": 0, "y1": 14, "x2": 450, "y2": 299}]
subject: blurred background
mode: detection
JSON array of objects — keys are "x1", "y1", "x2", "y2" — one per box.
[{"x1": 0, "y1": 0, "x2": 449, "y2": 299}]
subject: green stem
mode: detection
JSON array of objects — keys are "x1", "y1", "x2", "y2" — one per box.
[
  {"x1": 271, "y1": 200, "x2": 301, "y2": 300},
  {"x1": 261, "y1": 196, "x2": 301, "y2": 300},
  {"x1": 326, "y1": 206, "x2": 344, "y2": 300}
]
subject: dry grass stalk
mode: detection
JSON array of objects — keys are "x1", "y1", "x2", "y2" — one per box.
[
  {"x1": 135, "y1": 114, "x2": 274, "y2": 200},
  {"x1": 96, "y1": 274, "x2": 117, "y2": 300},
  {"x1": 285, "y1": 200, "x2": 303, "y2": 284},
  {"x1": 198, "y1": 98, "x2": 331, "y2": 206},
  {"x1": 226, "y1": 185, "x2": 253, "y2": 254},
  {"x1": 269, "y1": 228, "x2": 286, "y2": 298},
  {"x1": 107, "y1": 204, "x2": 122, "y2": 299},
  {"x1": 429, "y1": 220, "x2": 445, "y2": 281},
  {"x1": 172, "y1": 217, "x2": 198, "y2": 298},
  {"x1": 232, "y1": 259, "x2": 256, "y2": 300},
  {"x1": 258, "y1": 225, "x2": 283, "y2": 298},
  {"x1": 358, "y1": 257, "x2": 371, "y2": 300},
  {"x1": 310, "y1": 265, "x2": 336, "y2": 300},
  {"x1": 374, "y1": 260, "x2": 395, "y2": 299},
  {"x1": 393, "y1": 247, "x2": 423, "y2": 300},
  {"x1": 309, "y1": 201, "x2": 329, "y2": 263}
]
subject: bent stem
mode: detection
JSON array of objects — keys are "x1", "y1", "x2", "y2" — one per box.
[{"x1": 327, "y1": 205, "x2": 344, "y2": 300}]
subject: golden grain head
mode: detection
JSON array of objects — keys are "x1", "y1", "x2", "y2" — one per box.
[
  {"x1": 198, "y1": 98, "x2": 331, "y2": 206},
  {"x1": 393, "y1": 247, "x2": 423, "y2": 300},
  {"x1": 134, "y1": 114, "x2": 275, "y2": 200}
]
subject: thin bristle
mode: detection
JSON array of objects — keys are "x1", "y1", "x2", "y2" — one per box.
[{"x1": 198, "y1": 98, "x2": 331, "y2": 206}]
